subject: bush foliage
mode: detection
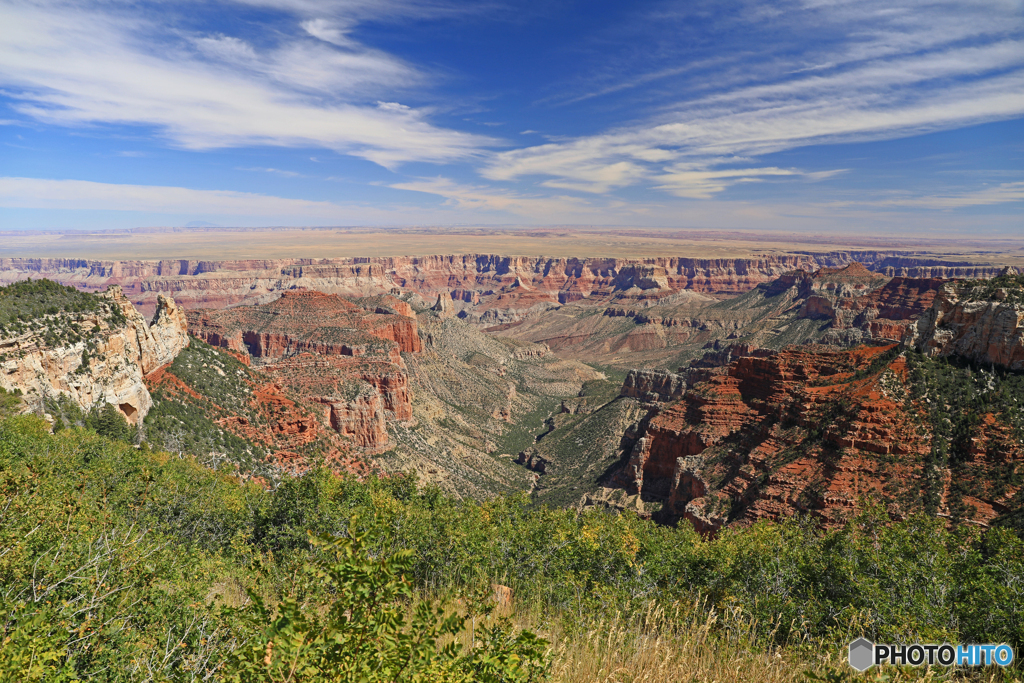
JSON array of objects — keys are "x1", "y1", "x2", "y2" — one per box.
[{"x1": 0, "y1": 413, "x2": 1021, "y2": 679}]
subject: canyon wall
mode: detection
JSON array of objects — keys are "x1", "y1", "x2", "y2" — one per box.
[
  {"x1": 0, "y1": 253, "x2": 1007, "y2": 321},
  {"x1": 910, "y1": 278, "x2": 1024, "y2": 370}
]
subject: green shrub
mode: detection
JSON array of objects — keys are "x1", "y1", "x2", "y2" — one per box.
[
  {"x1": 0, "y1": 412, "x2": 1020, "y2": 679},
  {"x1": 223, "y1": 525, "x2": 548, "y2": 683}
]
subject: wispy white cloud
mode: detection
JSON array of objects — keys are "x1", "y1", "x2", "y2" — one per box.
[
  {"x1": 0, "y1": 0, "x2": 492, "y2": 168},
  {"x1": 0, "y1": 177, "x2": 349, "y2": 217},
  {"x1": 790, "y1": 62, "x2": 836, "y2": 74},
  {"x1": 867, "y1": 181, "x2": 1024, "y2": 209},
  {"x1": 485, "y1": 0, "x2": 1024, "y2": 199},
  {"x1": 655, "y1": 167, "x2": 808, "y2": 199},
  {"x1": 0, "y1": 175, "x2": 628, "y2": 226},
  {"x1": 236, "y1": 166, "x2": 305, "y2": 177},
  {"x1": 300, "y1": 18, "x2": 352, "y2": 47},
  {"x1": 390, "y1": 177, "x2": 600, "y2": 217}
]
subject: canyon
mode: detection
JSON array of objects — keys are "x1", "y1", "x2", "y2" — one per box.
[
  {"x1": 580, "y1": 270, "x2": 1024, "y2": 532},
  {"x1": 0, "y1": 253, "x2": 1006, "y2": 322},
  {"x1": 1, "y1": 250, "x2": 1021, "y2": 534}
]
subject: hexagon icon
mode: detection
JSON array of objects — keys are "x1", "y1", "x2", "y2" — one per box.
[{"x1": 848, "y1": 638, "x2": 875, "y2": 671}]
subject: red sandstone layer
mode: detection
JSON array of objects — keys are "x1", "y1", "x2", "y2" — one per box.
[
  {"x1": 0, "y1": 253, "x2": 1006, "y2": 319},
  {"x1": 188, "y1": 290, "x2": 420, "y2": 452},
  {"x1": 619, "y1": 345, "x2": 1022, "y2": 534}
]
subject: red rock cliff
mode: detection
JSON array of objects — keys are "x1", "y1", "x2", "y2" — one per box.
[
  {"x1": 617, "y1": 344, "x2": 1022, "y2": 534},
  {"x1": 188, "y1": 290, "x2": 419, "y2": 451},
  {"x1": 0, "y1": 253, "x2": 1005, "y2": 321}
]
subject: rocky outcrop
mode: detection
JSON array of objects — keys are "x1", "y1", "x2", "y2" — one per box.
[
  {"x1": 794, "y1": 266, "x2": 947, "y2": 345},
  {"x1": 139, "y1": 295, "x2": 190, "y2": 372},
  {"x1": 189, "y1": 289, "x2": 419, "y2": 450},
  {"x1": 615, "y1": 344, "x2": 1023, "y2": 534},
  {"x1": 432, "y1": 291, "x2": 457, "y2": 319},
  {"x1": 910, "y1": 276, "x2": 1024, "y2": 370},
  {"x1": 0, "y1": 287, "x2": 189, "y2": 423},
  {"x1": 516, "y1": 447, "x2": 549, "y2": 474},
  {"x1": 620, "y1": 369, "x2": 686, "y2": 403},
  {"x1": 320, "y1": 385, "x2": 388, "y2": 449}
]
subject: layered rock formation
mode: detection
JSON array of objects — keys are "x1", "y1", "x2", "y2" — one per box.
[
  {"x1": 910, "y1": 273, "x2": 1024, "y2": 370},
  {"x1": 614, "y1": 344, "x2": 1023, "y2": 534},
  {"x1": 491, "y1": 263, "x2": 965, "y2": 370},
  {"x1": 0, "y1": 286, "x2": 188, "y2": 423},
  {"x1": 188, "y1": 290, "x2": 419, "y2": 451},
  {"x1": 144, "y1": 340, "x2": 369, "y2": 477},
  {"x1": 0, "y1": 253, "x2": 1006, "y2": 323}
]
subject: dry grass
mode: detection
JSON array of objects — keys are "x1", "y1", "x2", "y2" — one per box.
[
  {"x1": 542, "y1": 601, "x2": 803, "y2": 683},
  {"x1": 451, "y1": 597, "x2": 1023, "y2": 683}
]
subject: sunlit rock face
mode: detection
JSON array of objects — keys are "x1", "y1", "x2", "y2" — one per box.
[{"x1": 0, "y1": 286, "x2": 189, "y2": 423}]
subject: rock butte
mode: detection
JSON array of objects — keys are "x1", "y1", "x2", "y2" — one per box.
[{"x1": 188, "y1": 290, "x2": 420, "y2": 451}]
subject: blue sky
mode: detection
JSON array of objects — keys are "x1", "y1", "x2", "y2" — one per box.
[{"x1": 1, "y1": 0, "x2": 1022, "y2": 233}]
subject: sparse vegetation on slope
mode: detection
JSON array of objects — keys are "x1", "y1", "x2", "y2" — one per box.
[
  {"x1": 146, "y1": 339, "x2": 273, "y2": 471},
  {"x1": 906, "y1": 351, "x2": 1024, "y2": 527},
  {"x1": 0, "y1": 279, "x2": 127, "y2": 358},
  {"x1": 960, "y1": 270, "x2": 1024, "y2": 305}
]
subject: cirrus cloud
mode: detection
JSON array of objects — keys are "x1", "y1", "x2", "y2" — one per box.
[{"x1": 0, "y1": 0, "x2": 492, "y2": 169}]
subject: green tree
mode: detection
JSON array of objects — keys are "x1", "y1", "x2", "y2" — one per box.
[
  {"x1": 0, "y1": 387, "x2": 22, "y2": 418},
  {"x1": 85, "y1": 402, "x2": 135, "y2": 443}
]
